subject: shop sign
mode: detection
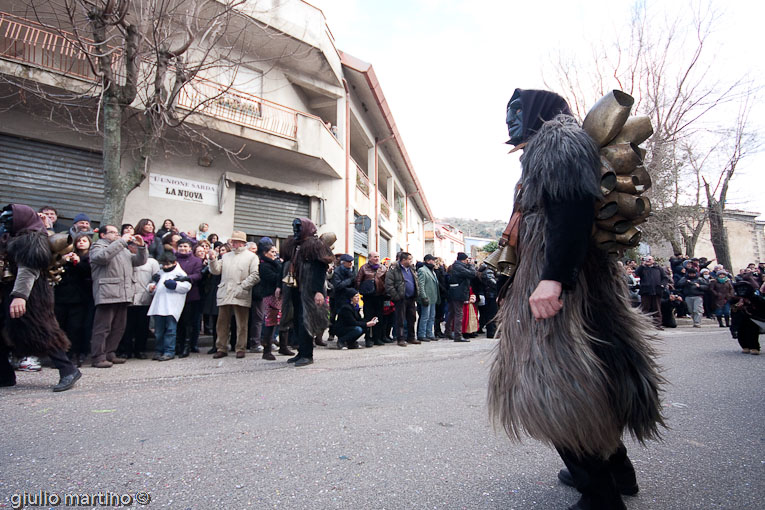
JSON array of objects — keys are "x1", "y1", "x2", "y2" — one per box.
[{"x1": 149, "y1": 173, "x2": 218, "y2": 206}]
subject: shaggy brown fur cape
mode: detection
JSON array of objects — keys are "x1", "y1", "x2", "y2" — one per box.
[
  {"x1": 488, "y1": 116, "x2": 665, "y2": 458},
  {"x1": 1, "y1": 220, "x2": 70, "y2": 356},
  {"x1": 280, "y1": 218, "x2": 333, "y2": 337}
]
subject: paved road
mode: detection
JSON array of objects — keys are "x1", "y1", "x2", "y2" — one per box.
[{"x1": 1, "y1": 320, "x2": 763, "y2": 510}]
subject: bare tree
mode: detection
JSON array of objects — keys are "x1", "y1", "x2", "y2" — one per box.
[
  {"x1": 4, "y1": 0, "x2": 252, "y2": 224},
  {"x1": 545, "y1": 0, "x2": 756, "y2": 256},
  {"x1": 703, "y1": 95, "x2": 760, "y2": 270}
]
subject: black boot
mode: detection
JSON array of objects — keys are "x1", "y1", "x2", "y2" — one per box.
[
  {"x1": 724, "y1": 315, "x2": 730, "y2": 327},
  {"x1": 278, "y1": 331, "x2": 295, "y2": 356},
  {"x1": 559, "y1": 444, "x2": 633, "y2": 510},
  {"x1": 262, "y1": 337, "x2": 276, "y2": 361},
  {"x1": 179, "y1": 341, "x2": 190, "y2": 358},
  {"x1": 176, "y1": 337, "x2": 186, "y2": 357},
  {"x1": 0, "y1": 354, "x2": 16, "y2": 387},
  {"x1": 717, "y1": 316, "x2": 724, "y2": 327}
]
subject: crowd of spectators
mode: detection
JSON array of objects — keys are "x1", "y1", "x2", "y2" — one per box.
[
  {"x1": 12, "y1": 206, "x2": 501, "y2": 375},
  {"x1": 14, "y1": 204, "x2": 759, "y2": 378},
  {"x1": 622, "y1": 252, "x2": 763, "y2": 355}
]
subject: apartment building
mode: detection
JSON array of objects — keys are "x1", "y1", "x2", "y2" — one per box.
[
  {"x1": 0, "y1": 0, "x2": 431, "y2": 259},
  {"x1": 424, "y1": 222, "x2": 465, "y2": 264}
]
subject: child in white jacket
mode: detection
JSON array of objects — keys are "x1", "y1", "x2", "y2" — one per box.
[{"x1": 148, "y1": 252, "x2": 192, "y2": 361}]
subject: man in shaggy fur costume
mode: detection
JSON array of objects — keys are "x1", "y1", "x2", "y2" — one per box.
[
  {"x1": 280, "y1": 218, "x2": 334, "y2": 367},
  {"x1": 487, "y1": 89, "x2": 665, "y2": 510},
  {"x1": 0, "y1": 204, "x2": 81, "y2": 391}
]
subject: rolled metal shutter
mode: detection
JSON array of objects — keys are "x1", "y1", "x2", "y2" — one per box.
[
  {"x1": 379, "y1": 235, "x2": 389, "y2": 259},
  {"x1": 0, "y1": 133, "x2": 104, "y2": 221},
  {"x1": 353, "y1": 213, "x2": 369, "y2": 256},
  {"x1": 234, "y1": 184, "x2": 310, "y2": 238}
]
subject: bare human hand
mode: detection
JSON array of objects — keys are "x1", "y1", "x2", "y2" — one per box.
[
  {"x1": 9, "y1": 298, "x2": 26, "y2": 318},
  {"x1": 38, "y1": 213, "x2": 52, "y2": 229},
  {"x1": 529, "y1": 280, "x2": 563, "y2": 320},
  {"x1": 314, "y1": 292, "x2": 324, "y2": 307}
]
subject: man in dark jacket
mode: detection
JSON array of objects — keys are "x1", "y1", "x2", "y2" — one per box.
[
  {"x1": 478, "y1": 264, "x2": 499, "y2": 338},
  {"x1": 677, "y1": 267, "x2": 708, "y2": 328},
  {"x1": 445, "y1": 252, "x2": 476, "y2": 342},
  {"x1": 175, "y1": 239, "x2": 204, "y2": 356},
  {"x1": 38, "y1": 205, "x2": 67, "y2": 233},
  {"x1": 385, "y1": 252, "x2": 419, "y2": 346},
  {"x1": 330, "y1": 254, "x2": 356, "y2": 334},
  {"x1": 433, "y1": 259, "x2": 449, "y2": 338},
  {"x1": 635, "y1": 256, "x2": 669, "y2": 329},
  {"x1": 355, "y1": 251, "x2": 387, "y2": 345}
]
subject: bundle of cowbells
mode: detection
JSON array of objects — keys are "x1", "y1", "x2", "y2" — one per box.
[{"x1": 582, "y1": 90, "x2": 654, "y2": 254}]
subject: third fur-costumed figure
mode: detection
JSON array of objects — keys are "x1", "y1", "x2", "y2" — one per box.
[
  {"x1": 0, "y1": 204, "x2": 82, "y2": 392},
  {"x1": 280, "y1": 217, "x2": 334, "y2": 367},
  {"x1": 487, "y1": 89, "x2": 665, "y2": 510}
]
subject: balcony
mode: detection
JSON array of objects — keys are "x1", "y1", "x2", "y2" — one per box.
[
  {"x1": 177, "y1": 77, "x2": 299, "y2": 141},
  {"x1": 0, "y1": 11, "x2": 123, "y2": 85},
  {"x1": 0, "y1": 11, "x2": 345, "y2": 178},
  {"x1": 355, "y1": 163, "x2": 370, "y2": 197},
  {"x1": 380, "y1": 192, "x2": 391, "y2": 218}
]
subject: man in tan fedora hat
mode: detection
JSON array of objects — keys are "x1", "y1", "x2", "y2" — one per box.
[{"x1": 210, "y1": 231, "x2": 260, "y2": 359}]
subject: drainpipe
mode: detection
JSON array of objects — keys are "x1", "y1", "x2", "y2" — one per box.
[
  {"x1": 405, "y1": 191, "x2": 420, "y2": 254},
  {"x1": 374, "y1": 133, "x2": 395, "y2": 253},
  {"x1": 405, "y1": 194, "x2": 409, "y2": 252},
  {"x1": 343, "y1": 78, "x2": 351, "y2": 253},
  {"x1": 373, "y1": 142, "x2": 379, "y2": 253}
]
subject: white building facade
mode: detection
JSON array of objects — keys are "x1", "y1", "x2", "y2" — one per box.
[
  {"x1": 0, "y1": 1, "x2": 431, "y2": 259},
  {"x1": 424, "y1": 222, "x2": 465, "y2": 264}
]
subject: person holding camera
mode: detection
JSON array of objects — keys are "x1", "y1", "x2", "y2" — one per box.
[
  {"x1": 89, "y1": 225, "x2": 147, "y2": 368},
  {"x1": 333, "y1": 288, "x2": 378, "y2": 349}
]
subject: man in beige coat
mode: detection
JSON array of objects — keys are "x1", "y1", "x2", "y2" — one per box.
[{"x1": 211, "y1": 231, "x2": 260, "y2": 358}]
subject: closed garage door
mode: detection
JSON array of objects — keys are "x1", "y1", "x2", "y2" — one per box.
[
  {"x1": 234, "y1": 184, "x2": 310, "y2": 239},
  {"x1": 379, "y1": 234, "x2": 389, "y2": 259},
  {"x1": 353, "y1": 213, "x2": 369, "y2": 256},
  {"x1": 0, "y1": 133, "x2": 104, "y2": 221}
]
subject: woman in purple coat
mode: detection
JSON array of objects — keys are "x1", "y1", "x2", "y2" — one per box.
[{"x1": 175, "y1": 239, "x2": 204, "y2": 357}]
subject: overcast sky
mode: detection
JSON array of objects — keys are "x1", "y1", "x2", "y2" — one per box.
[{"x1": 309, "y1": 0, "x2": 765, "y2": 221}]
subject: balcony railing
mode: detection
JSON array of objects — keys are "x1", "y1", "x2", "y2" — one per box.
[
  {"x1": 380, "y1": 192, "x2": 390, "y2": 218},
  {"x1": 176, "y1": 77, "x2": 298, "y2": 140},
  {"x1": 0, "y1": 12, "x2": 123, "y2": 83},
  {"x1": 355, "y1": 162, "x2": 370, "y2": 197},
  {"x1": 0, "y1": 12, "x2": 342, "y2": 144}
]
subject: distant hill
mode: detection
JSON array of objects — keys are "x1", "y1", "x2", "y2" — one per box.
[{"x1": 437, "y1": 217, "x2": 506, "y2": 239}]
